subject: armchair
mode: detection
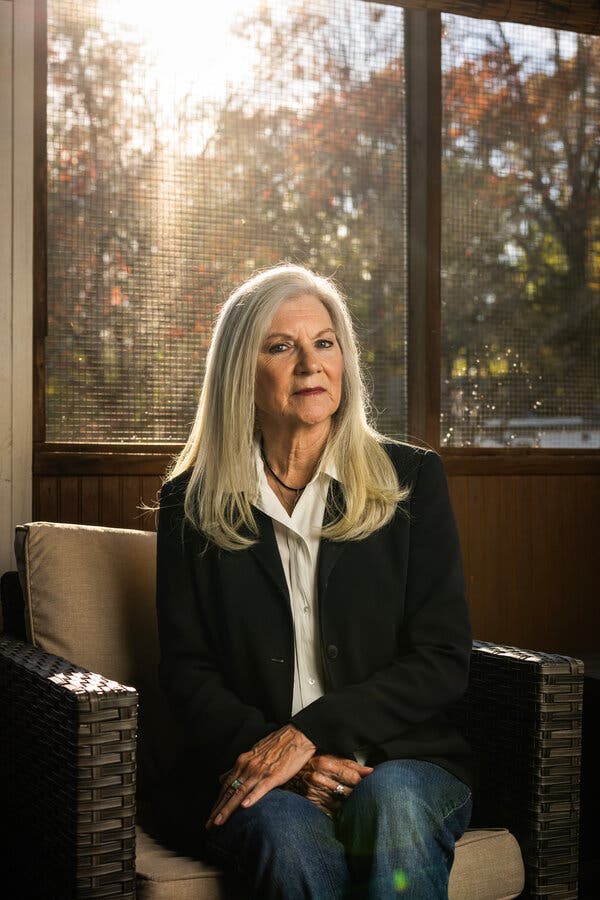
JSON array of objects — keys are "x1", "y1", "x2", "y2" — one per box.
[{"x1": 0, "y1": 522, "x2": 582, "y2": 899}]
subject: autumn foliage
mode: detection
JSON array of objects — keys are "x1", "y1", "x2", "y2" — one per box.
[{"x1": 46, "y1": 2, "x2": 599, "y2": 444}]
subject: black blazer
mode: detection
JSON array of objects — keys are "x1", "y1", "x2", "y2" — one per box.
[{"x1": 156, "y1": 442, "x2": 473, "y2": 815}]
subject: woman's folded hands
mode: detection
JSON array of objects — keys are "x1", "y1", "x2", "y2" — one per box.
[
  {"x1": 282, "y1": 753, "x2": 374, "y2": 818},
  {"x1": 205, "y1": 724, "x2": 373, "y2": 828}
]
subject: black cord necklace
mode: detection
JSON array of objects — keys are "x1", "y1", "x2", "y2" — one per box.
[{"x1": 260, "y1": 444, "x2": 309, "y2": 493}]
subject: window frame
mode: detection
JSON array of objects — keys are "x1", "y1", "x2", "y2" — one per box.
[{"x1": 32, "y1": 0, "x2": 600, "y2": 476}]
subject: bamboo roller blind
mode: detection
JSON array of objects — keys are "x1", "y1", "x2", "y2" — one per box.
[{"x1": 374, "y1": 1, "x2": 600, "y2": 33}]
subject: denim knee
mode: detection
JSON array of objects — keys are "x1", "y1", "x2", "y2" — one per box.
[
  {"x1": 205, "y1": 788, "x2": 348, "y2": 898},
  {"x1": 352, "y1": 760, "x2": 469, "y2": 813},
  {"x1": 207, "y1": 788, "x2": 317, "y2": 852},
  {"x1": 334, "y1": 761, "x2": 472, "y2": 898},
  {"x1": 337, "y1": 758, "x2": 472, "y2": 841}
]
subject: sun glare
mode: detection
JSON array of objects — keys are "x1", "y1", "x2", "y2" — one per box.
[{"x1": 99, "y1": 0, "x2": 265, "y2": 150}]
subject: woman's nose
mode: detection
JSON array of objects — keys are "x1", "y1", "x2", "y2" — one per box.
[{"x1": 295, "y1": 345, "x2": 322, "y2": 373}]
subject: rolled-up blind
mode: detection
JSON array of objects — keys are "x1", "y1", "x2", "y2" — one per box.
[{"x1": 375, "y1": 1, "x2": 600, "y2": 34}]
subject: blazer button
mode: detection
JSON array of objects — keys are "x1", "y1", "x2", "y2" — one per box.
[{"x1": 326, "y1": 644, "x2": 338, "y2": 660}]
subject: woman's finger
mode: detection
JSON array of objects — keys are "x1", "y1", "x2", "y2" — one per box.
[
  {"x1": 314, "y1": 756, "x2": 373, "y2": 790},
  {"x1": 207, "y1": 771, "x2": 254, "y2": 820},
  {"x1": 329, "y1": 780, "x2": 350, "y2": 800},
  {"x1": 233, "y1": 771, "x2": 281, "y2": 810},
  {"x1": 314, "y1": 753, "x2": 372, "y2": 774},
  {"x1": 209, "y1": 772, "x2": 241, "y2": 813},
  {"x1": 302, "y1": 770, "x2": 348, "y2": 812},
  {"x1": 205, "y1": 774, "x2": 258, "y2": 828},
  {"x1": 333, "y1": 760, "x2": 373, "y2": 776}
]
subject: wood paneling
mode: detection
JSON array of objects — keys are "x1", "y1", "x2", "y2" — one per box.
[
  {"x1": 80, "y1": 477, "x2": 100, "y2": 525},
  {"x1": 34, "y1": 446, "x2": 178, "y2": 475},
  {"x1": 443, "y1": 450, "x2": 600, "y2": 475},
  {"x1": 33, "y1": 474, "x2": 160, "y2": 531},
  {"x1": 448, "y1": 473, "x2": 600, "y2": 655},
  {"x1": 32, "y1": 469, "x2": 600, "y2": 655}
]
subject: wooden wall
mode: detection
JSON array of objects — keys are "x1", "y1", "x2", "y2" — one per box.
[
  {"x1": 34, "y1": 474, "x2": 162, "y2": 532},
  {"x1": 449, "y1": 472, "x2": 600, "y2": 655},
  {"x1": 31, "y1": 465, "x2": 600, "y2": 657}
]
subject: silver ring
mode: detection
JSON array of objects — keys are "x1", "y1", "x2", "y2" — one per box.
[
  {"x1": 230, "y1": 778, "x2": 244, "y2": 791},
  {"x1": 333, "y1": 783, "x2": 345, "y2": 797}
]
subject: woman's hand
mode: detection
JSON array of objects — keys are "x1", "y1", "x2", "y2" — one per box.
[
  {"x1": 205, "y1": 724, "x2": 317, "y2": 829},
  {"x1": 284, "y1": 754, "x2": 374, "y2": 817}
]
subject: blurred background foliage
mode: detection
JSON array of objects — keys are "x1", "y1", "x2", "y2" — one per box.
[{"x1": 45, "y1": 1, "x2": 599, "y2": 445}]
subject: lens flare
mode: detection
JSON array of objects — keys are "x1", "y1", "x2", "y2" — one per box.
[{"x1": 393, "y1": 867, "x2": 409, "y2": 892}]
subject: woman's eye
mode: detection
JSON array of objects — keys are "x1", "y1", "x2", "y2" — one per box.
[
  {"x1": 268, "y1": 343, "x2": 289, "y2": 354},
  {"x1": 316, "y1": 339, "x2": 334, "y2": 348}
]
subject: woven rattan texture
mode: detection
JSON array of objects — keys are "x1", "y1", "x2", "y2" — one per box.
[
  {"x1": 0, "y1": 637, "x2": 138, "y2": 899},
  {"x1": 460, "y1": 640, "x2": 583, "y2": 899}
]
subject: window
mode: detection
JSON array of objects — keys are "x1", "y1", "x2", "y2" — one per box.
[
  {"x1": 441, "y1": 16, "x2": 600, "y2": 448},
  {"x1": 39, "y1": 1, "x2": 600, "y2": 457},
  {"x1": 45, "y1": 0, "x2": 407, "y2": 442}
]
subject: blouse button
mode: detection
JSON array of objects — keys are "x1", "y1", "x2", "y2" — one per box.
[
  {"x1": 308, "y1": 678, "x2": 315, "y2": 685},
  {"x1": 327, "y1": 644, "x2": 339, "y2": 660},
  {"x1": 303, "y1": 605, "x2": 309, "y2": 613}
]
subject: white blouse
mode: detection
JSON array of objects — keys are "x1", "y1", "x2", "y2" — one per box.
[{"x1": 255, "y1": 445, "x2": 371, "y2": 765}]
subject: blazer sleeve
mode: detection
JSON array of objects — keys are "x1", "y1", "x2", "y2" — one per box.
[
  {"x1": 156, "y1": 477, "x2": 280, "y2": 776},
  {"x1": 289, "y1": 450, "x2": 472, "y2": 754}
]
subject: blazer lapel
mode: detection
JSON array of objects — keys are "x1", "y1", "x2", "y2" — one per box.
[
  {"x1": 317, "y1": 479, "x2": 347, "y2": 599},
  {"x1": 248, "y1": 506, "x2": 290, "y2": 602}
]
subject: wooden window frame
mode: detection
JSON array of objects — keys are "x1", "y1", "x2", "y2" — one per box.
[{"x1": 33, "y1": 1, "x2": 600, "y2": 477}]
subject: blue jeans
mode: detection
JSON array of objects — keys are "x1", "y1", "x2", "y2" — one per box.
[{"x1": 203, "y1": 759, "x2": 472, "y2": 899}]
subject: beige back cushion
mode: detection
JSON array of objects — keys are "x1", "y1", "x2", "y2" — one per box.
[{"x1": 15, "y1": 521, "x2": 176, "y2": 794}]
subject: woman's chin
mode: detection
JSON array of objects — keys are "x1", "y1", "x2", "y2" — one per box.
[
  {"x1": 289, "y1": 397, "x2": 339, "y2": 423},
  {"x1": 287, "y1": 411, "x2": 335, "y2": 430}
]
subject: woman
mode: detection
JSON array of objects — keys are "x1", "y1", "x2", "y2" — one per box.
[{"x1": 156, "y1": 263, "x2": 473, "y2": 899}]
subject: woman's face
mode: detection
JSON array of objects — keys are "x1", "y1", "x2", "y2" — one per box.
[{"x1": 255, "y1": 293, "x2": 343, "y2": 435}]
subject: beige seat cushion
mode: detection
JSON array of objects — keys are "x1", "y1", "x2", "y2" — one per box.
[
  {"x1": 16, "y1": 522, "x2": 157, "y2": 687},
  {"x1": 136, "y1": 827, "x2": 244, "y2": 900},
  {"x1": 136, "y1": 825, "x2": 524, "y2": 900},
  {"x1": 451, "y1": 828, "x2": 524, "y2": 899}
]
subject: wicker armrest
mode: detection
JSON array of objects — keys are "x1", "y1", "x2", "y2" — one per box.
[
  {"x1": 0, "y1": 636, "x2": 138, "y2": 899},
  {"x1": 463, "y1": 639, "x2": 583, "y2": 900}
]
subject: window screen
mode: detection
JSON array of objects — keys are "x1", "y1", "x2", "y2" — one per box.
[
  {"x1": 46, "y1": 0, "x2": 406, "y2": 442},
  {"x1": 441, "y1": 16, "x2": 600, "y2": 448}
]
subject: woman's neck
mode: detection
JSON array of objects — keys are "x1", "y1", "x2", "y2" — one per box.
[{"x1": 259, "y1": 422, "x2": 330, "y2": 488}]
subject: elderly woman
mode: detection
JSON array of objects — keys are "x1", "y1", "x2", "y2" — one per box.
[{"x1": 156, "y1": 263, "x2": 473, "y2": 899}]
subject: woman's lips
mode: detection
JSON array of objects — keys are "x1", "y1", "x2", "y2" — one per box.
[{"x1": 295, "y1": 388, "x2": 325, "y2": 396}]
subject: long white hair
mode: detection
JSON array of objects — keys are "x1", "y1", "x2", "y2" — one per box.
[{"x1": 167, "y1": 263, "x2": 410, "y2": 550}]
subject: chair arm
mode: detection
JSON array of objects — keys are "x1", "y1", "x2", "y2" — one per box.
[
  {"x1": 0, "y1": 636, "x2": 138, "y2": 899},
  {"x1": 462, "y1": 639, "x2": 583, "y2": 900}
]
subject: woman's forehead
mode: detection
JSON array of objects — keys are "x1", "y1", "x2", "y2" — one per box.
[{"x1": 268, "y1": 293, "x2": 333, "y2": 330}]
